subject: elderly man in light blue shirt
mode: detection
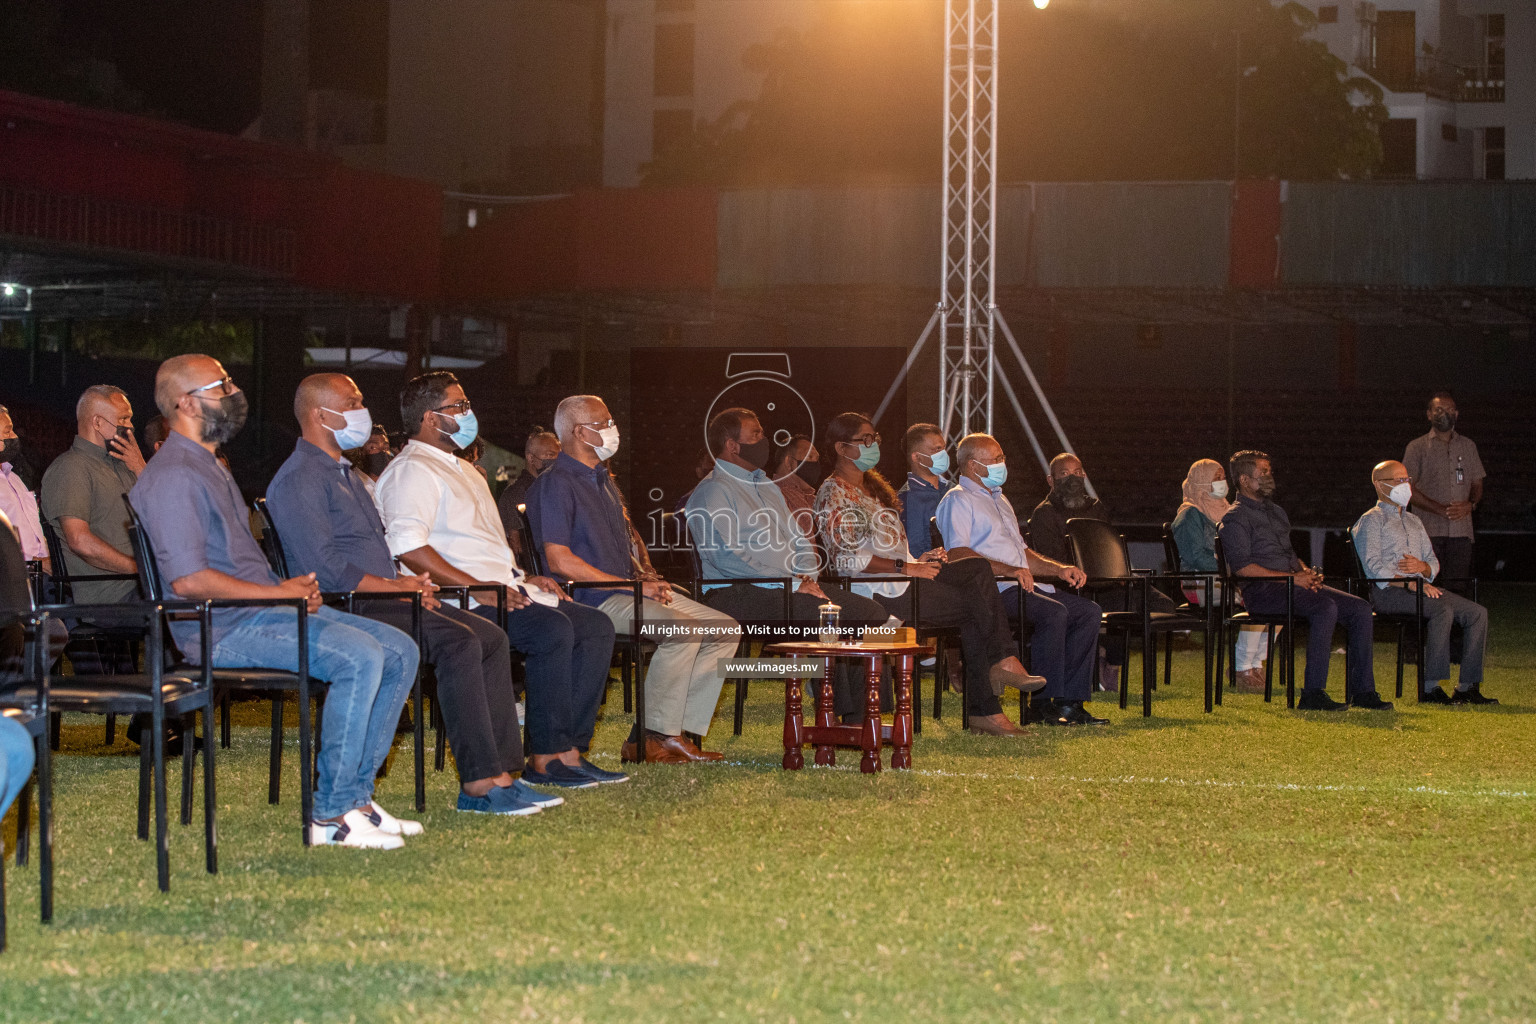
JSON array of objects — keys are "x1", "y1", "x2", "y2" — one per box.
[
  {"x1": 936, "y1": 432, "x2": 1106, "y2": 726},
  {"x1": 687, "y1": 407, "x2": 888, "y2": 630},
  {"x1": 1351, "y1": 460, "x2": 1493, "y2": 705}
]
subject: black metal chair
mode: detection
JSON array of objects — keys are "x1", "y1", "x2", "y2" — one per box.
[
  {"x1": 124, "y1": 497, "x2": 318, "y2": 845},
  {"x1": 40, "y1": 519, "x2": 142, "y2": 746},
  {"x1": 1064, "y1": 518, "x2": 1214, "y2": 716},
  {"x1": 1342, "y1": 533, "x2": 1430, "y2": 701},
  {"x1": 1, "y1": 609, "x2": 54, "y2": 946},
  {"x1": 1212, "y1": 536, "x2": 1297, "y2": 708}
]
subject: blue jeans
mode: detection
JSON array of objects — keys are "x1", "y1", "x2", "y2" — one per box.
[
  {"x1": 208, "y1": 606, "x2": 418, "y2": 820},
  {"x1": 0, "y1": 714, "x2": 35, "y2": 820}
]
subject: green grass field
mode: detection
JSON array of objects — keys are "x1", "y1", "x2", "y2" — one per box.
[{"x1": 3, "y1": 587, "x2": 1534, "y2": 1022}]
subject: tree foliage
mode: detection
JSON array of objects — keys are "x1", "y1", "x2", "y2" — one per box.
[{"x1": 644, "y1": 0, "x2": 1385, "y2": 185}]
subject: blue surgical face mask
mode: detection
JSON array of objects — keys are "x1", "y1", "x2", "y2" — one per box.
[
  {"x1": 324, "y1": 406, "x2": 373, "y2": 450},
  {"x1": 438, "y1": 409, "x2": 479, "y2": 449},
  {"x1": 846, "y1": 441, "x2": 880, "y2": 472},
  {"x1": 924, "y1": 450, "x2": 950, "y2": 476},
  {"x1": 973, "y1": 459, "x2": 1007, "y2": 490}
]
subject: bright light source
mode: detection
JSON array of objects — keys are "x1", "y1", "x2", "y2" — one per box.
[
  {"x1": 1, "y1": 283, "x2": 15, "y2": 297},
  {"x1": 1033, "y1": 0, "x2": 1048, "y2": 8}
]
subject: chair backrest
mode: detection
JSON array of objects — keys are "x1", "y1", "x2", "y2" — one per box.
[
  {"x1": 1212, "y1": 534, "x2": 1231, "y2": 579},
  {"x1": 514, "y1": 502, "x2": 545, "y2": 577},
  {"x1": 1161, "y1": 522, "x2": 1181, "y2": 573},
  {"x1": 39, "y1": 519, "x2": 70, "y2": 603},
  {"x1": 250, "y1": 497, "x2": 291, "y2": 578},
  {"x1": 1064, "y1": 517, "x2": 1133, "y2": 580},
  {"x1": 677, "y1": 510, "x2": 704, "y2": 582},
  {"x1": 928, "y1": 516, "x2": 943, "y2": 553},
  {"x1": 123, "y1": 497, "x2": 169, "y2": 601}
]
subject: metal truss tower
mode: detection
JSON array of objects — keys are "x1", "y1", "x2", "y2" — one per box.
[{"x1": 937, "y1": 0, "x2": 999, "y2": 440}]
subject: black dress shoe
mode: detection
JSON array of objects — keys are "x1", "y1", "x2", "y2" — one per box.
[
  {"x1": 1058, "y1": 702, "x2": 1109, "y2": 726},
  {"x1": 1450, "y1": 687, "x2": 1499, "y2": 705},
  {"x1": 1419, "y1": 686, "x2": 1453, "y2": 704},
  {"x1": 1022, "y1": 697, "x2": 1055, "y2": 725},
  {"x1": 1296, "y1": 690, "x2": 1346, "y2": 711},
  {"x1": 1350, "y1": 692, "x2": 1394, "y2": 711}
]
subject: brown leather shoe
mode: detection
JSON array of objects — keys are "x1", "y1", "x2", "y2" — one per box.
[
  {"x1": 670, "y1": 734, "x2": 725, "y2": 761},
  {"x1": 968, "y1": 712, "x2": 1027, "y2": 737},
  {"x1": 619, "y1": 736, "x2": 692, "y2": 764},
  {"x1": 990, "y1": 663, "x2": 1048, "y2": 694},
  {"x1": 1235, "y1": 667, "x2": 1267, "y2": 693}
]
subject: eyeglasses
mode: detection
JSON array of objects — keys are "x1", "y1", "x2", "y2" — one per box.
[
  {"x1": 848, "y1": 432, "x2": 881, "y2": 446},
  {"x1": 433, "y1": 399, "x2": 472, "y2": 414},
  {"x1": 1379, "y1": 476, "x2": 1411, "y2": 485},
  {"x1": 186, "y1": 376, "x2": 235, "y2": 397},
  {"x1": 578, "y1": 419, "x2": 616, "y2": 430}
]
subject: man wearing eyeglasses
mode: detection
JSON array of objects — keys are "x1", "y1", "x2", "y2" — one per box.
[
  {"x1": 532, "y1": 395, "x2": 740, "y2": 764},
  {"x1": 1352, "y1": 460, "x2": 1494, "y2": 706},
  {"x1": 131, "y1": 354, "x2": 422, "y2": 850},
  {"x1": 376, "y1": 372, "x2": 625, "y2": 789}
]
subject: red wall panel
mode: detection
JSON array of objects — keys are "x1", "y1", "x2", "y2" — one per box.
[{"x1": 1229, "y1": 179, "x2": 1284, "y2": 289}]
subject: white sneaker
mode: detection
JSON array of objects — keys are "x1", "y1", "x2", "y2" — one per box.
[
  {"x1": 367, "y1": 800, "x2": 424, "y2": 837},
  {"x1": 310, "y1": 808, "x2": 406, "y2": 850}
]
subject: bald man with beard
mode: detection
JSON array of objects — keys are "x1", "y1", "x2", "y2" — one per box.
[
  {"x1": 266, "y1": 373, "x2": 559, "y2": 816},
  {"x1": 131, "y1": 354, "x2": 422, "y2": 849}
]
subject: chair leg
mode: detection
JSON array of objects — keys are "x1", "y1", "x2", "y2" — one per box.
[
  {"x1": 297, "y1": 685, "x2": 315, "y2": 847},
  {"x1": 1263, "y1": 626, "x2": 1275, "y2": 703},
  {"x1": 202, "y1": 705, "x2": 218, "y2": 875},
  {"x1": 1395, "y1": 623, "x2": 1406, "y2": 700},
  {"x1": 268, "y1": 697, "x2": 283, "y2": 805},
  {"x1": 957, "y1": 641, "x2": 970, "y2": 732},
  {"x1": 14, "y1": 779, "x2": 30, "y2": 867},
  {"x1": 1163, "y1": 634, "x2": 1172, "y2": 691},
  {"x1": 220, "y1": 692, "x2": 232, "y2": 749},
  {"x1": 105, "y1": 713, "x2": 117, "y2": 745},
  {"x1": 180, "y1": 714, "x2": 196, "y2": 826},
  {"x1": 931, "y1": 641, "x2": 944, "y2": 721},
  {"x1": 1118, "y1": 635, "x2": 1130, "y2": 711},
  {"x1": 137, "y1": 736, "x2": 152, "y2": 840},
  {"x1": 622, "y1": 649, "x2": 633, "y2": 713},
  {"x1": 733, "y1": 678, "x2": 747, "y2": 736},
  {"x1": 912, "y1": 665, "x2": 921, "y2": 735},
  {"x1": 432, "y1": 696, "x2": 446, "y2": 773},
  {"x1": 152, "y1": 710, "x2": 170, "y2": 892},
  {"x1": 49, "y1": 711, "x2": 60, "y2": 752},
  {"x1": 36, "y1": 727, "x2": 52, "y2": 923},
  {"x1": 413, "y1": 674, "x2": 426, "y2": 813}
]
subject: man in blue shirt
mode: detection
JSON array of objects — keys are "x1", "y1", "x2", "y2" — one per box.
[
  {"x1": 131, "y1": 354, "x2": 421, "y2": 850},
  {"x1": 1219, "y1": 450, "x2": 1391, "y2": 711},
  {"x1": 267, "y1": 373, "x2": 558, "y2": 818},
  {"x1": 897, "y1": 423, "x2": 949, "y2": 558},
  {"x1": 937, "y1": 433, "x2": 1106, "y2": 727},
  {"x1": 531, "y1": 394, "x2": 739, "y2": 764},
  {"x1": 1351, "y1": 460, "x2": 1493, "y2": 705}
]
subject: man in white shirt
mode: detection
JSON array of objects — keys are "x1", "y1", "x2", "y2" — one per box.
[
  {"x1": 376, "y1": 372, "x2": 626, "y2": 790},
  {"x1": 936, "y1": 433, "x2": 1106, "y2": 727}
]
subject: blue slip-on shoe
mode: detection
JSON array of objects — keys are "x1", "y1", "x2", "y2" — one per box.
[
  {"x1": 520, "y1": 761, "x2": 600, "y2": 789},
  {"x1": 457, "y1": 788, "x2": 541, "y2": 816},
  {"x1": 574, "y1": 757, "x2": 630, "y2": 784},
  {"x1": 509, "y1": 779, "x2": 565, "y2": 808}
]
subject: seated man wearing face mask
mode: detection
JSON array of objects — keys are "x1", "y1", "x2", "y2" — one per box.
[
  {"x1": 132, "y1": 354, "x2": 423, "y2": 849},
  {"x1": 532, "y1": 395, "x2": 740, "y2": 763},
  {"x1": 1351, "y1": 460, "x2": 1495, "y2": 706},
  {"x1": 897, "y1": 423, "x2": 950, "y2": 559},
  {"x1": 376, "y1": 372, "x2": 625, "y2": 790},
  {"x1": 688, "y1": 408, "x2": 888, "y2": 715},
  {"x1": 1220, "y1": 450, "x2": 1391, "y2": 711},
  {"x1": 937, "y1": 433, "x2": 1105, "y2": 727},
  {"x1": 268, "y1": 373, "x2": 561, "y2": 817},
  {"x1": 1027, "y1": 453, "x2": 1108, "y2": 565}
]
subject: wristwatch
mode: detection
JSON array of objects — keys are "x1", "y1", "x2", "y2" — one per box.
[{"x1": 893, "y1": 559, "x2": 906, "y2": 573}]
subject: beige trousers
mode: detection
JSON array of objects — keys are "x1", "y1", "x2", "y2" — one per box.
[{"x1": 598, "y1": 590, "x2": 740, "y2": 736}]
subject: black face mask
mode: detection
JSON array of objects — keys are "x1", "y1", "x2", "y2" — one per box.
[
  {"x1": 1052, "y1": 474, "x2": 1092, "y2": 510},
  {"x1": 0, "y1": 437, "x2": 19, "y2": 464},
  {"x1": 795, "y1": 458, "x2": 822, "y2": 487},
  {"x1": 1431, "y1": 412, "x2": 1456, "y2": 432},
  {"x1": 197, "y1": 391, "x2": 249, "y2": 445},
  {"x1": 1256, "y1": 476, "x2": 1277, "y2": 499},
  {"x1": 737, "y1": 437, "x2": 772, "y2": 471},
  {"x1": 363, "y1": 451, "x2": 393, "y2": 476}
]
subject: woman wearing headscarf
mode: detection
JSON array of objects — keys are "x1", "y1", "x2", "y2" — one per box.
[{"x1": 1170, "y1": 458, "x2": 1267, "y2": 691}]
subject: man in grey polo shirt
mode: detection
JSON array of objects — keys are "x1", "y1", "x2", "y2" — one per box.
[
  {"x1": 41, "y1": 385, "x2": 145, "y2": 604},
  {"x1": 1404, "y1": 391, "x2": 1484, "y2": 595},
  {"x1": 132, "y1": 353, "x2": 421, "y2": 850}
]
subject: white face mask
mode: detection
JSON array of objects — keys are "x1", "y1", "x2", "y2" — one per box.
[
  {"x1": 1389, "y1": 482, "x2": 1412, "y2": 507},
  {"x1": 1210, "y1": 480, "x2": 1229, "y2": 499},
  {"x1": 589, "y1": 425, "x2": 620, "y2": 461},
  {"x1": 323, "y1": 407, "x2": 373, "y2": 450}
]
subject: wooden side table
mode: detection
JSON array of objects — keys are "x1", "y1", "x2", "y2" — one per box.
[{"x1": 764, "y1": 640, "x2": 933, "y2": 773}]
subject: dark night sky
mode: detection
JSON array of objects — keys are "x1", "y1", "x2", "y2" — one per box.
[{"x1": 54, "y1": 0, "x2": 262, "y2": 132}]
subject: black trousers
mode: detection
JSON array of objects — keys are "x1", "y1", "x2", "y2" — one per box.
[
  {"x1": 1001, "y1": 586, "x2": 1100, "y2": 703},
  {"x1": 1429, "y1": 536, "x2": 1474, "y2": 594},
  {"x1": 703, "y1": 581, "x2": 890, "y2": 717},
  {"x1": 873, "y1": 556, "x2": 1012, "y2": 718},
  {"x1": 363, "y1": 600, "x2": 524, "y2": 782},
  {"x1": 476, "y1": 600, "x2": 614, "y2": 756}
]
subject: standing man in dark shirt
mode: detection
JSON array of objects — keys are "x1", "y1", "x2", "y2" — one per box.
[
  {"x1": 267, "y1": 373, "x2": 557, "y2": 818},
  {"x1": 132, "y1": 354, "x2": 423, "y2": 849},
  {"x1": 1027, "y1": 453, "x2": 1109, "y2": 565},
  {"x1": 1403, "y1": 391, "x2": 1484, "y2": 595},
  {"x1": 897, "y1": 423, "x2": 949, "y2": 558},
  {"x1": 1218, "y1": 450, "x2": 1391, "y2": 712}
]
